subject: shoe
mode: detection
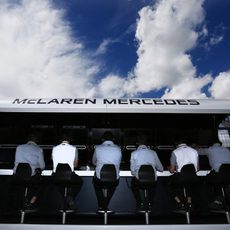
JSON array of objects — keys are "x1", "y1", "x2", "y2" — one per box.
[
  {"x1": 66, "y1": 195, "x2": 76, "y2": 210},
  {"x1": 187, "y1": 202, "x2": 192, "y2": 210},
  {"x1": 25, "y1": 202, "x2": 35, "y2": 210},
  {"x1": 137, "y1": 203, "x2": 145, "y2": 213},
  {"x1": 175, "y1": 202, "x2": 185, "y2": 211},
  {"x1": 148, "y1": 203, "x2": 152, "y2": 211},
  {"x1": 209, "y1": 200, "x2": 223, "y2": 210},
  {"x1": 97, "y1": 207, "x2": 104, "y2": 213}
]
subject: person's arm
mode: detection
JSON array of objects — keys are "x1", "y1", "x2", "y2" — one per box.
[
  {"x1": 38, "y1": 149, "x2": 45, "y2": 170},
  {"x1": 74, "y1": 147, "x2": 79, "y2": 168},
  {"x1": 197, "y1": 147, "x2": 209, "y2": 156},
  {"x1": 130, "y1": 151, "x2": 136, "y2": 176},
  {"x1": 196, "y1": 151, "x2": 200, "y2": 171},
  {"x1": 92, "y1": 147, "x2": 97, "y2": 166},
  {"x1": 169, "y1": 152, "x2": 176, "y2": 173},
  {"x1": 154, "y1": 152, "x2": 164, "y2": 172}
]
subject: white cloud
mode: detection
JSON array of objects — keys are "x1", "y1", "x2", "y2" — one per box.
[
  {"x1": 97, "y1": 0, "x2": 213, "y2": 98},
  {"x1": 0, "y1": 0, "x2": 99, "y2": 99},
  {"x1": 162, "y1": 75, "x2": 211, "y2": 99},
  {"x1": 209, "y1": 72, "x2": 230, "y2": 99},
  {"x1": 96, "y1": 75, "x2": 126, "y2": 98},
  {"x1": 95, "y1": 39, "x2": 112, "y2": 56},
  {"x1": 0, "y1": 0, "x2": 228, "y2": 100},
  {"x1": 210, "y1": 35, "x2": 223, "y2": 45},
  {"x1": 129, "y1": 0, "x2": 211, "y2": 97}
]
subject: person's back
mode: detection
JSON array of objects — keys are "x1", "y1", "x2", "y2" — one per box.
[
  {"x1": 14, "y1": 141, "x2": 45, "y2": 176},
  {"x1": 129, "y1": 136, "x2": 163, "y2": 211},
  {"x1": 172, "y1": 144, "x2": 198, "y2": 172},
  {"x1": 130, "y1": 145, "x2": 163, "y2": 179},
  {"x1": 51, "y1": 134, "x2": 82, "y2": 210},
  {"x1": 208, "y1": 143, "x2": 230, "y2": 172},
  {"x1": 13, "y1": 134, "x2": 45, "y2": 208},
  {"x1": 93, "y1": 140, "x2": 121, "y2": 179},
  {"x1": 52, "y1": 142, "x2": 76, "y2": 172},
  {"x1": 169, "y1": 141, "x2": 199, "y2": 210},
  {"x1": 92, "y1": 131, "x2": 121, "y2": 212}
]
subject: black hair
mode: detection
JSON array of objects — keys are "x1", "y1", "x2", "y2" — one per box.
[
  {"x1": 60, "y1": 132, "x2": 72, "y2": 142},
  {"x1": 136, "y1": 135, "x2": 148, "y2": 146},
  {"x1": 102, "y1": 131, "x2": 114, "y2": 141}
]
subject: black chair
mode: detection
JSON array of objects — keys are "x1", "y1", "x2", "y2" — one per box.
[
  {"x1": 13, "y1": 163, "x2": 32, "y2": 224},
  {"x1": 137, "y1": 165, "x2": 156, "y2": 225},
  {"x1": 179, "y1": 164, "x2": 199, "y2": 224},
  {"x1": 209, "y1": 164, "x2": 230, "y2": 223},
  {"x1": 52, "y1": 163, "x2": 76, "y2": 224},
  {"x1": 99, "y1": 164, "x2": 117, "y2": 225}
]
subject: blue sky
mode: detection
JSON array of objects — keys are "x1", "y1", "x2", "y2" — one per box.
[{"x1": 0, "y1": 0, "x2": 229, "y2": 99}]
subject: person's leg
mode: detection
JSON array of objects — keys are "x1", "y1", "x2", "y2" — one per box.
[
  {"x1": 106, "y1": 180, "x2": 119, "y2": 208},
  {"x1": 169, "y1": 174, "x2": 183, "y2": 204},
  {"x1": 93, "y1": 176, "x2": 105, "y2": 209},
  {"x1": 147, "y1": 185, "x2": 156, "y2": 209},
  {"x1": 131, "y1": 177, "x2": 142, "y2": 208},
  {"x1": 70, "y1": 173, "x2": 83, "y2": 198},
  {"x1": 206, "y1": 171, "x2": 224, "y2": 209},
  {"x1": 65, "y1": 173, "x2": 83, "y2": 209}
]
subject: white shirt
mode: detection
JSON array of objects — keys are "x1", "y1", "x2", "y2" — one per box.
[
  {"x1": 92, "y1": 141, "x2": 122, "y2": 179},
  {"x1": 171, "y1": 144, "x2": 198, "y2": 172},
  {"x1": 52, "y1": 141, "x2": 78, "y2": 172},
  {"x1": 130, "y1": 145, "x2": 163, "y2": 179},
  {"x1": 14, "y1": 141, "x2": 45, "y2": 176}
]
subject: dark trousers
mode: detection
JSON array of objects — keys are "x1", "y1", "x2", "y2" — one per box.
[
  {"x1": 9, "y1": 174, "x2": 44, "y2": 209},
  {"x1": 131, "y1": 177, "x2": 156, "y2": 207},
  {"x1": 53, "y1": 172, "x2": 83, "y2": 199},
  {"x1": 28, "y1": 174, "x2": 44, "y2": 199},
  {"x1": 93, "y1": 176, "x2": 119, "y2": 209},
  {"x1": 169, "y1": 173, "x2": 199, "y2": 201},
  {"x1": 206, "y1": 170, "x2": 224, "y2": 201}
]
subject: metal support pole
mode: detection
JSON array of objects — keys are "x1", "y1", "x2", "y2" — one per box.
[
  {"x1": 186, "y1": 211, "x2": 190, "y2": 224},
  {"x1": 221, "y1": 187, "x2": 230, "y2": 224},
  {"x1": 62, "y1": 187, "x2": 68, "y2": 224},
  {"x1": 104, "y1": 212, "x2": 108, "y2": 225},
  {"x1": 145, "y1": 212, "x2": 149, "y2": 225},
  {"x1": 20, "y1": 187, "x2": 28, "y2": 224},
  {"x1": 20, "y1": 211, "x2": 25, "y2": 224}
]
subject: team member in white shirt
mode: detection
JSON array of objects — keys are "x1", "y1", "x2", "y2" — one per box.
[
  {"x1": 169, "y1": 139, "x2": 199, "y2": 210},
  {"x1": 92, "y1": 131, "x2": 122, "y2": 212},
  {"x1": 52, "y1": 134, "x2": 83, "y2": 209}
]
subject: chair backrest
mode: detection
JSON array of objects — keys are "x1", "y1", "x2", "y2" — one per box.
[
  {"x1": 14, "y1": 163, "x2": 32, "y2": 182},
  {"x1": 100, "y1": 164, "x2": 117, "y2": 184},
  {"x1": 219, "y1": 164, "x2": 230, "y2": 183},
  {"x1": 53, "y1": 163, "x2": 73, "y2": 182},
  {"x1": 180, "y1": 164, "x2": 198, "y2": 185},
  {"x1": 181, "y1": 164, "x2": 196, "y2": 176},
  {"x1": 138, "y1": 165, "x2": 156, "y2": 185}
]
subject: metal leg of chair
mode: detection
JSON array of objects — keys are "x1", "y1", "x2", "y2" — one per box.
[
  {"x1": 221, "y1": 187, "x2": 230, "y2": 224},
  {"x1": 183, "y1": 187, "x2": 187, "y2": 201},
  {"x1": 20, "y1": 211, "x2": 25, "y2": 224},
  {"x1": 62, "y1": 186, "x2": 68, "y2": 224},
  {"x1": 62, "y1": 211, "x2": 66, "y2": 225},
  {"x1": 104, "y1": 212, "x2": 108, "y2": 225},
  {"x1": 145, "y1": 211, "x2": 149, "y2": 225},
  {"x1": 144, "y1": 190, "x2": 148, "y2": 210},
  {"x1": 143, "y1": 189, "x2": 150, "y2": 224},
  {"x1": 183, "y1": 187, "x2": 191, "y2": 224},
  {"x1": 20, "y1": 187, "x2": 28, "y2": 224},
  {"x1": 225, "y1": 211, "x2": 230, "y2": 224},
  {"x1": 103, "y1": 189, "x2": 108, "y2": 224},
  {"x1": 186, "y1": 211, "x2": 190, "y2": 224}
]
